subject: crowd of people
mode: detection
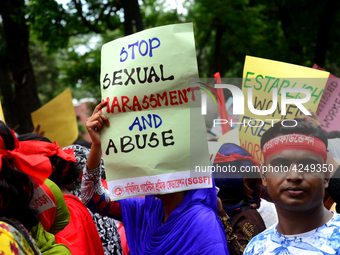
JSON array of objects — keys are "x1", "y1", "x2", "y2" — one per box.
[{"x1": 1, "y1": 96, "x2": 340, "y2": 255}]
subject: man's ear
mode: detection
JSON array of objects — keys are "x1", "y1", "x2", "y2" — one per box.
[
  {"x1": 324, "y1": 175, "x2": 330, "y2": 189},
  {"x1": 324, "y1": 156, "x2": 334, "y2": 188},
  {"x1": 326, "y1": 152, "x2": 339, "y2": 178},
  {"x1": 259, "y1": 163, "x2": 267, "y2": 187}
]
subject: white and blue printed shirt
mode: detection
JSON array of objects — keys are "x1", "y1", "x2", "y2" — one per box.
[{"x1": 244, "y1": 212, "x2": 340, "y2": 255}]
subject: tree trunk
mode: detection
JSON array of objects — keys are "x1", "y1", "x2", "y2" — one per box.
[
  {"x1": 0, "y1": 55, "x2": 15, "y2": 126},
  {"x1": 122, "y1": 0, "x2": 144, "y2": 36},
  {"x1": 0, "y1": 0, "x2": 41, "y2": 133},
  {"x1": 314, "y1": 0, "x2": 340, "y2": 67}
]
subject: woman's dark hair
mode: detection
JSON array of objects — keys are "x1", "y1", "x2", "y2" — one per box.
[
  {"x1": 48, "y1": 159, "x2": 82, "y2": 186},
  {"x1": 261, "y1": 119, "x2": 328, "y2": 149},
  {"x1": 0, "y1": 121, "x2": 39, "y2": 228},
  {"x1": 18, "y1": 133, "x2": 82, "y2": 187},
  {"x1": 0, "y1": 122, "x2": 16, "y2": 151},
  {"x1": 18, "y1": 133, "x2": 52, "y2": 143}
]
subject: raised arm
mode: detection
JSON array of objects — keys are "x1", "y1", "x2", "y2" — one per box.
[
  {"x1": 86, "y1": 101, "x2": 109, "y2": 171},
  {"x1": 81, "y1": 101, "x2": 122, "y2": 221}
]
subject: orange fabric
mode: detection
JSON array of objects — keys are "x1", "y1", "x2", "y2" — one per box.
[{"x1": 58, "y1": 195, "x2": 104, "y2": 255}]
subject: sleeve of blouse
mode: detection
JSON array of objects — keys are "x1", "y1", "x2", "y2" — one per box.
[
  {"x1": 81, "y1": 165, "x2": 122, "y2": 221},
  {"x1": 44, "y1": 179, "x2": 70, "y2": 235}
]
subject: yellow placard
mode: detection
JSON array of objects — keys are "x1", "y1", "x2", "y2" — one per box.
[
  {"x1": 0, "y1": 101, "x2": 4, "y2": 123},
  {"x1": 239, "y1": 56, "x2": 329, "y2": 162},
  {"x1": 31, "y1": 88, "x2": 78, "y2": 148},
  {"x1": 218, "y1": 128, "x2": 240, "y2": 145}
]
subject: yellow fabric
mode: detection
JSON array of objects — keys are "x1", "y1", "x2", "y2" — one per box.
[
  {"x1": 0, "y1": 220, "x2": 39, "y2": 255},
  {"x1": 330, "y1": 203, "x2": 337, "y2": 212}
]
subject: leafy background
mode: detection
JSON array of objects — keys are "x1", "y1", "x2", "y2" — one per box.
[{"x1": 1, "y1": 0, "x2": 339, "y2": 133}]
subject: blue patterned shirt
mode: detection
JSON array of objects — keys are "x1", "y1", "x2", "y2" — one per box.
[{"x1": 244, "y1": 212, "x2": 340, "y2": 255}]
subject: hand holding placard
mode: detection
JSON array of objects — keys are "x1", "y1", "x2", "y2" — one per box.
[
  {"x1": 86, "y1": 101, "x2": 110, "y2": 171},
  {"x1": 295, "y1": 110, "x2": 322, "y2": 129},
  {"x1": 86, "y1": 101, "x2": 110, "y2": 145}
]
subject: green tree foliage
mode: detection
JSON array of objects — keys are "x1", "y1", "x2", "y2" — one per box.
[
  {"x1": 58, "y1": 0, "x2": 184, "y2": 102},
  {"x1": 29, "y1": 39, "x2": 60, "y2": 104},
  {"x1": 186, "y1": 0, "x2": 340, "y2": 78},
  {"x1": 0, "y1": 0, "x2": 145, "y2": 132},
  {"x1": 186, "y1": 0, "x2": 271, "y2": 77},
  {"x1": 58, "y1": 36, "x2": 103, "y2": 100}
]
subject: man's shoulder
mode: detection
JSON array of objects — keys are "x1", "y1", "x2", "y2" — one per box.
[
  {"x1": 244, "y1": 213, "x2": 340, "y2": 255},
  {"x1": 329, "y1": 211, "x2": 340, "y2": 222},
  {"x1": 323, "y1": 212, "x2": 340, "y2": 233}
]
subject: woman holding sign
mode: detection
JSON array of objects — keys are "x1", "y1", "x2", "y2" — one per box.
[{"x1": 81, "y1": 101, "x2": 229, "y2": 255}]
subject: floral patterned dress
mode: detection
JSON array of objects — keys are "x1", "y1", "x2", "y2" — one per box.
[{"x1": 0, "y1": 218, "x2": 41, "y2": 255}]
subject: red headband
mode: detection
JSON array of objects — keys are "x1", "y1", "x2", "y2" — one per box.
[
  {"x1": 262, "y1": 133, "x2": 327, "y2": 163},
  {"x1": 214, "y1": 152, "x2": 260, "y2": 167}
]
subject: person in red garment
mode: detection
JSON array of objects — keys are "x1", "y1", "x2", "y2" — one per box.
[
  {"x1": 62, "y1": 143, "x2": 123, "y2": 255},
  {"x1": 57, "y1": 193, "x2": 105, "y2": 255},
  {"x1": 18, "y1": 133, "x2": 105, "y2": 255},
  {"x1": 48, "y1": 144, "x2": 105, "y2": 255},
  {"x1": 46, "y1": 144, "x2": 105, "y2": 255}
]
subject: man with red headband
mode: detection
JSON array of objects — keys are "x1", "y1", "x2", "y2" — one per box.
[{"x1": 244, "y1": 119, "x2": 340, "y2": 255}]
